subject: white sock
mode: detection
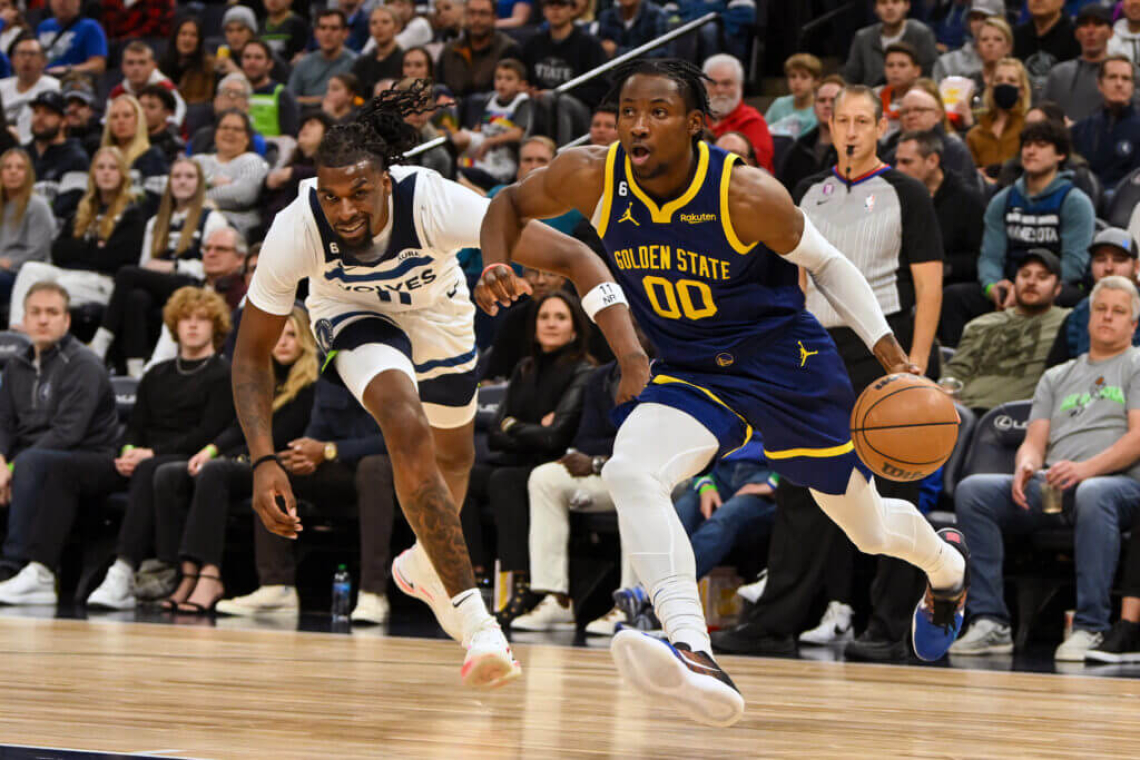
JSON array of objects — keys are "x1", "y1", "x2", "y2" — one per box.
[
  {"x1": 89, "y1": 327, "x2": 114, "y2": 359},
  {"x1": 600, "y1": 403, "x2": 719, "y2": 654},
  {"x1": 452, "y1": 589, "x2": 494, "y2": 643},
  {"x1": 126, "y1": 358, "x2": 145, "y2": 379},
  {"x1": 811, "y1": 471, "x2": 966, "y2": 592}
]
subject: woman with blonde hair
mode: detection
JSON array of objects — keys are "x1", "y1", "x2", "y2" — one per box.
[
  {"x1": 89, "y1": 156, "x2": 231, "y2": 369},
  {"x1": 0, "y1": 148, "x2": 54, "y2": 308},
  {"x1": 8, "y1": 146, "x2": 147, "y2": 326},
  {"x1": 966, "y1": 56, "x2": 1031, "y2": 176},
  {"x1": 152, "y1": 306, "x2": 319, "y2": 613},
  {"x1": 101, "y1": 94, "x2": 170, "y2": 207}
]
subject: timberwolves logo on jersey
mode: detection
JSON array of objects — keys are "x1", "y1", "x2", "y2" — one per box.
[{"x1": 314, "y1": 319, "x2": 335, "y2": 354}]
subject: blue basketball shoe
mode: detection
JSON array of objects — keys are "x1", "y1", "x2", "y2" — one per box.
[{"x1": 912, "y1": 528, "x2": 970, "y2": 662}]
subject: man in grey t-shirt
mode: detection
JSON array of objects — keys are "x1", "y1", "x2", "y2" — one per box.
[{"x1": 952, "y1": 275, "x2": 1140, "y2": 662}]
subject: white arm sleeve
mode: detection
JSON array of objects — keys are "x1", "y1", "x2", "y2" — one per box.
[
  {"x1": 783, "y1": 211, "x2": 893, "y2": 352},
  {"x1": 246, "y1": 197, "x2": 316, "y2": 316}
]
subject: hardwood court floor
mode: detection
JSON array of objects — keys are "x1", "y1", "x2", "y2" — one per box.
[{"x1": 0, "y1": 617, "x2": 1136, "y2": 759}]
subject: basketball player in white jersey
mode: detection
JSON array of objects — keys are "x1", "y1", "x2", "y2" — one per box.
[{"x1": 232, "y1": 83, "x2": 649, "y2": 688}]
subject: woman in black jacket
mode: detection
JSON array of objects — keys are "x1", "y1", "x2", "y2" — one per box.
[
  {"x1": 462, "y1": 291, "x2": 595, "y2": 625},
  {"x1": 152, "y1": 306, "x2": 318, "y2": 613}
]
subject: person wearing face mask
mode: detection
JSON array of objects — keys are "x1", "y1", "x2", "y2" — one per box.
[{"x1": 966, "y1": 57, "x2": 1031, "y2": 175}]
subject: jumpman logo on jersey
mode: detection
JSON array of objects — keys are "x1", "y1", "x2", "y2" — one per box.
[
  {"x1": 798, "y1": 341, "x2": 818, "y2": 367},
  {"x1": 618, "y1": 203, "x2": 640, "y2": 226}
]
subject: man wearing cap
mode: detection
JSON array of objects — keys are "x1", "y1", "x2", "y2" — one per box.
[
  {"x1": 36, "y1": 0, "x2": 108, "y2": 76},
  {"x1": 24, "y1": 89, "x2": 88, "y2": 221},
  {"x1": 1072, "y1": 55, "x2": 1140, "y2": 189},
  {"x1": 1048, "y1": 228, "x2": 1140, "y2": 366},
  {"x1": 942, "y1": 248, "x2": 1069, "y2": 414},
  {"x1": 933, "y1": 0, "x2": 1004, "y2": 81},
  {"x1": 62, "y1": 80, "x2": 101, "y2": 158},
  {"x1": 1043, "y1": 6, "x2": 1123, "y2": 123},
  {"x1": 0, "y1": 38, "x2": 59, "y2": 144}
]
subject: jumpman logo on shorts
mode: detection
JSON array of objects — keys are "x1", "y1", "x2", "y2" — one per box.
[
  {"x1": 618, "y1": 203, "x2": 640, "y2": 226},
  {"x1": 798, "y1": 341, "x2": 818, "y2": 367}
]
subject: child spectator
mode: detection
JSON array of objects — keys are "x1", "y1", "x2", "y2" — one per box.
[
  {"x1": 401, "y1": 46, "x2": 434, "y2": 81},
  {"x1": 322, "y1": 72, "x2": 362, "y2": 124},
  {"x1": 137, "y1": 84, "x2": 184, "y2": 164},
  {"x1": 452, "y1": 58, "x2": 530, "y2": 191},
  {"x1": 765, "y1": 53, "x2": 821, "y2": 139}
]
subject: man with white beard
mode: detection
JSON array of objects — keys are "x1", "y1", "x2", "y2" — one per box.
[{"x1": 702, "y1": 53, "x2": 774, "y2": 172}]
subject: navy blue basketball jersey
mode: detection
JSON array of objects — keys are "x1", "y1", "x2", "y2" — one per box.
[{"x1": 593, "y1": 141, "x2": 803, "y2": 368}]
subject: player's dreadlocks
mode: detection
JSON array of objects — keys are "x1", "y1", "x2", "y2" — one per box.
[
  {"x1": 604, "y1": 58, "x2": 712, "y2": 120},
  {"x1": 315, "y1": 79, "x2": 434, "y2": 171}
]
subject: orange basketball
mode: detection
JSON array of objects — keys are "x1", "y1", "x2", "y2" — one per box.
[{"x1": 850, "y1": 373, "x2": 960, "y2": 482}]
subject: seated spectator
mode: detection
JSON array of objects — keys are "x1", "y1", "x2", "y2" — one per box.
[
  {"x1": 966, "y1": 56, "x2": 1030, "y2": 175},
  {"x1": 263, "y1": 112, "x2": 331, "y2": 226},
  {"x1": 396, "y1": 79, "x2": 454, "y2": 178},
  {"x1": 844, "y1": 0, "x2": 937, "y2": 87},
  {"x1": 933, "y1": 0, "x2": 1004, "y2": 81},
  {"x1": 0, "y1": 148, "x2": 55, "y2": 308},
  {"x1": 1013, "y1": 0, "x2": 1081, "y2": 88},
  {"x1": 289, "y1": 10, "x2": 358, "y2": 109},
  {"x1": 1043, "y1": 5, "x2": 1115, "y2": 123},
  {"x1": 76, "y1": 287, "x2": 235, "y2": 611},
  {"x1": 882, "y1": 78, "x2": 977, "y2": 186},
  {"x1": 390, "y1": 0, "x2": 434, "y2": 50},
  {"x1": 152, "y1": 307, "x2": 317, "y2": 613},
  {"x1": 0, "y1": 282, "x2": 119, "y2": 579},
  {"x1": 10, "y1": 146, "x2": 146, "y2": 326},
  {"x1": 213, "y1": 376, "x2": 391, "y2": 620},
  {"x1": 1087, "y1": 521, "x2": 1140, "y2": 661},
  {"x1": 261, "y1": 0, "x2": 311, "y2": 66},
  {"x1": 778, "y1": 74, "x2": 842, "y2": 191},
  {"x1": 322, "y1": 72, "x2": 362, "y2": 124},
  {"x1": 431, "y1": 0, "x2": 466, "y2": 54},
  {"x1": 88, "y1": 157, "x2": 230, "y2": 376},
  {"x1": 510, "y1": 356, "x2": 641, "y2": 635},
  {"x1": 158, "y1": 17, "x2": 214, "y2": 105},
  {"x1": 340, "y1": 0, "x2": 372, "y2": 53},
  {"x1": 942, "y1": 120, "x2": 1093, "y2": 346},
  {"x1": 192, "y1": 110, "x2": 270, "y2": 236},
  {"x1": 588, "y1": 103, "x2": 617, "y2": 146},
  {"x1": 1109, "y1": 0, "x2": 1140, "y2": 64},
  {"x1": 942, "y1": 250, "x2": 1070, "y2": 413},
  {"x1": 36, "y1": 0, "x2": 108, "y2": 76},
  {"x1": 715, "y1": 131, "x2": 758, "y2": 167},
  {"x1": 995, "y1": 103, "x2": 1100, "y2": 198},
  {"x1": 24, "y1": 89, "x2": 87, "y2": 221},
  {"x1": 952, "y1": 275, "x2": 1140, "y2": 661},
  {"x1": 0, "y1": 38, "x2": 59, "y2": 144},
  {"x1": 464, "y1": 291, "x2": 594, "y2": 624},
  {"x1": 187, "y1": 74, "x2": 269, "y2": 159},
  {"x1": 1047, "y1": 228, "x2": 1140, "y2": 367},
  {"x1": 61, "y1": 78, "x2": 100, "y2": 158},
  {"x1": 452, "y1": 58, "x2": 530, "y2": 191},
  {"x1": 765, "y1": 53, "x2": 820, "y2": 140},
  {"x1": 110, "y1": 40, "x2": 187, "y2": 129},
  {"x1": 958, "y1": 14, "x2": 1015, "y2": 125},
  {"x1": 402, "y1": 46, "x2": 434, "y2": 82},
  {"x1": 703, "y1": 53, "x2": 774, "y2": 172},
  {"x1": 597, "y1": 0, "x2": 669, "y2": 60},
  {"x1": 878, "y1": 42, "x2": 924, "y2": 135},
  {"x1": 522, "y1": 0, "x2": 608, "y2": 108},
  {"x1": 675, "y1": 439, "x2": 776, "y2": 583},
  {"x1": 215, "y1": 6, "x2": 258, "y2": 79},
  {"x1": 1072, "y1": 55, "x2": 1140, "y2": 191},
  {"x1": 351, "y1": 7, "x2": 405, "y2": 97},
  {"x1": 101, "y1": 0, "x2": 174, "y2": 45},
  {"x1": 496, "y1": 0, "x2": 534, "y2": 29},
  {"x1": 437, "y1": 0, "x2": 521, "y2": 100},
  {"x1": 894, "y1": 130, "x2": 985, "y2": 287},
  {"x1": 0, "y1": 1, "x2": 33, "y2": 59},
  {"x1": 100, "y1": 94, "x2": 169, "y2": 204},
  {"x1": 137, "y1": 84, "x2": 185, "y2": 164}
]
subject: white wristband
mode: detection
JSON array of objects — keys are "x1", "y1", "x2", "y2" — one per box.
[{"x1": 580, "y1": 282, "x2": 628, "y2": 322}]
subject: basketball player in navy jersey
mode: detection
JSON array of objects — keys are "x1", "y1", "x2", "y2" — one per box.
[{"x1": 476, "y1": 60, "x2": 970, "y2": 727}]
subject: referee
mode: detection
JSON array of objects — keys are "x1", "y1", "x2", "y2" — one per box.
[{"x1": 713, "y1": 85, "x2": 944, "y2": 661}]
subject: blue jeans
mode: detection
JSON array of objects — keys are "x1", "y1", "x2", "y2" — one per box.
[
  {"x1": 674, "y1": 460, "x2": 776, "y2": 579},
  {"x1": 954, "y1": 473, "x2": 1140, "y2": 632}
]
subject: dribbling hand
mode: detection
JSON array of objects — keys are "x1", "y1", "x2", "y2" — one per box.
[
  {"x1": 252, "y1": 461, "x2": 303, "y2": 539},
  {"x1": 474, "y1": 264, "x2": 532, "y2": 316},
  {"x1": 872, "y1": 334, "x2": 921, "y2": 376}
]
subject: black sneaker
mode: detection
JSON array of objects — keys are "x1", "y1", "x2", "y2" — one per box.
[
  {"x1": 844, "y1": 629, "x2": 910, "y2": 663},
  {"x1": 1085, "y1": 620, "x2": 1140, "y2": 664},
  {"x1": 710, "y1": 621, "x2": 797, "y2": 656}
]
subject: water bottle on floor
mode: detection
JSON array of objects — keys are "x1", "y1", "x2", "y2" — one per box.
[{"x1": 332, "y1": 564, "x2": 352, "y2": 623}]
